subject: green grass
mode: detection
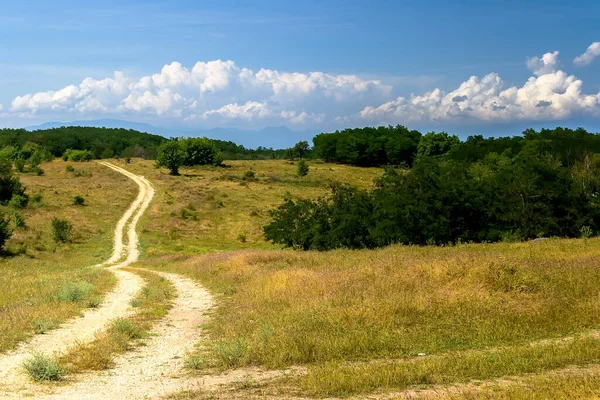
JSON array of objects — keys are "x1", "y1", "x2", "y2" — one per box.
[
  {"x1": 23, "y1": 352, "x2": 65, "y2": 382},
  {"x1": 123, "y1": 159, "x2": 600, "y2": 397},
  {"x1": 0, "y1": 160, "x2": 135, "y2": 353},
  {"x1": 125, "y1": 159, "x2": 381, "y2": 252}
]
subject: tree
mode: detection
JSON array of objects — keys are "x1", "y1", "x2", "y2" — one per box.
[
  {"x1": 155, "y1": 140, "x2": 184, "y2": 175},
  {"x1": 180, "y1": 137, "x2": 223, "y2": 166},
  {"x1": 0, "y1": 213, "x2": 12, "y2": 252},
  {"x1": 416, "y1": 132, "x2": 460, "y2": 160},
  {"x1": 0, "y1": 161, "x2": 27, "y2": 204},
  {"x1": 297, "y1": 159, "x2": 309, "y2": 177},
  {"x1": 293, "y1": 141, "x2": 310, "y2": 159}
]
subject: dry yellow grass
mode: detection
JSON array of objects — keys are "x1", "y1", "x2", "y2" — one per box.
[
  {"x1": 60, "y1": 268, "x2": 175, "y2": 373},
  {"x1": 121, "y1": 159, "x2": 600, "y2": 397},
  {"x1": 0, "y1": 160, "x2": 135, "y2": 352},
  {"x1": 123, "y1": 159, "x2": 381, "y2": 252}
]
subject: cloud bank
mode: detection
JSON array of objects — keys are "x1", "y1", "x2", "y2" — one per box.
[{"x1": 4, "y1": 50, "x2": 600, "y2": 129}]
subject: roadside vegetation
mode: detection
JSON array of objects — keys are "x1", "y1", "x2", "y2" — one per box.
[
  {"x1": 60, "y1": 269, "x2": 175, "y2": 373},
  {"x1": 0, "y1": 160, "x2": 135, "y2": 352},
  {"x1": 4, "y1": 124, "x2": 600, "y2": 398},
  {"x1": 127, "y1": 125, "x2": 600, "y2": 398}
]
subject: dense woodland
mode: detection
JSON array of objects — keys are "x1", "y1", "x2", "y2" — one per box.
[
  {"x1": 2, "y1": 124, "x2": 600, "y2": 250},
  {"x1": 266, "y1": 126, "x2": 600, "y2": 249}
]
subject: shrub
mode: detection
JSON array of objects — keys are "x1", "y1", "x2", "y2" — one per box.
[
  {"x1": 0, "y1": 161, "x2": 27, "y2": 203},
  {"x1": 34, "y1": 319, "x2": 58, "y2": 334},
  {"x1": 0, "y1": 213, "x2": 13, "y2": 251},
  {"x1": 12, "y1": 211, "x2": 25, "y2": 228},
  {"x1": 30, "y1": 193, "x2": 43, "y2": 205},
  {"x1": 212, "y1": 341, "x2": 247, "y2": 368},
  {"x1": 242, "y1": 170, "x2": 256, "y2": 181},
  {"x1": 180, "y1": 137, "x2": 223, "y2": 167},
  {"x1": 57, "y1": 281, "x2": 94, "y2": 302},
  {"x1": 580, "y1": 225, "x2": 593, "y2": 239},
  {"x1": 185, "y1": 354, "x2": 206, "y2": 370},
  {"x1": 65, "y1": 164, "x2": 75, "y2": 172},
  {"x1": 297, "y1": 159, "x2": 309, "y2": 177},
  {"x1": 14, "y1": 159, "x2": 25, "y2": 172},
  {"x1": 9, "y1": 194, "x2": 29, "y2": 209},
  {"x1": 32, "y1": 166, "x2": 44, "y2": 176},
  {"x1": 51, "y1": 218, "x2": 72, "y2": 243},
  {"x1": 237, "y1": 233, "x2": 247, "y2": 243},
  {"x1": 73, "y1": 195, "x2": 85, "y2": 206},
  {"x1": 62, "y1": 149, "x2": 94, "y2": 162},
  {"x1": 23, "y1": 353, "x2": 64, "y2": 382}
]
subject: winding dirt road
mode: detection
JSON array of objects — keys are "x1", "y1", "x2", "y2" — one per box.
[{"x1": 0, "y1": 162, "x2": 285, "y2": 399}]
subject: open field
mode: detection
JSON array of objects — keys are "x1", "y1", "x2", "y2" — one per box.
[
  {"x1": 124, "y1": 159, "x2": 381, "y2": 252},
  {"x1": 118, "y1": 159, "x2": 600, "y2": 398},
  {"x1": 5, "y1": 157, "x2": 600, "y2": 398},
  {"x1": 0, "y1": 160, "x2": 135, "y2": 352}
]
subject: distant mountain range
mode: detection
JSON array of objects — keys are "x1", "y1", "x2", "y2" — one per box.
[{"x1": 25, "y1": 119, "x2": 318, "y2": 149}]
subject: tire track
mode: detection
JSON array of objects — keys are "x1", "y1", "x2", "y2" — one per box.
[{"x1": 0, "y1": 162, "x2": 153, "y2": 397}]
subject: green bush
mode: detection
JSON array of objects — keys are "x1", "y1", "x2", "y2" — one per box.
[
  {"x1": 22, "y1": 353, "x2": 64, "y2": 382},
  {"x1": 9, "y1": 194, "x2": 29, "y2": 209},
  {"x1": 33, "y1": 319, "x2": 58, "y2": 334},
  {"x1": 180, "y1": 137, "x2": 223, "y2": 167},
  {"x1": 297, "y1": 159, "x2": 309, "y2": 177},
  {"x1": 155, "y1": 140, "x2": 184, "y2": 175},
  {"x1": 0, "y1": 213, "x2": 13, "y2": 251},
  {"x1": 61, "y1": 149, "x2": 94, "y2": 162},
  {"x1": 212, "y1": 341, "x2": 247, "y2": 368},
  {"x1": 65, "y1": 164, "x2": 75, "y2": 172},
  {"x1": 242, "y1": 170, "x2": 256, "y2": 181},
  {"x1": 30, "y1": 193, "x2": 43, "y2": 205},
  {"x1": 73, "y1": 195, "x2": 85, "y2": 206},
  {"x1": 57, "y1": 281, "x2": 94, "y2": 302},
  {"x1": 12, "y1": 211, "x2": 25, "y2": 228},
  {"x1": 51, "y1": 218, "x2": 72, "y2": 243},
  {"x1": 14, "y1": 159, "x2": 25, "y2": 172},
  {"x1": 0, "y1": 161, "x2": 27, "y2": 204},
  {"x1": 32, "y1": 166, "x2": 44, "y2": 176}
]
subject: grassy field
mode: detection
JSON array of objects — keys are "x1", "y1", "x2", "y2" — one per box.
[
  {"x1": 120, "y1": 159, "x2": 600, "y2": 397},
  {"x1": 0, "y1": 160, "x2": 135, "y2": 352},
  {"x1": 125, "y1": 159, "x2": 381, "y2": 252}
]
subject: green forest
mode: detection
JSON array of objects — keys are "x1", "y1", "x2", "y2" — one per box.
[
  {"x1": 266, "y1": 126, "x2": 600, "y2": 250},
  {"x1": 3, "y1": 124, "x2": 600, "y2": 250}
]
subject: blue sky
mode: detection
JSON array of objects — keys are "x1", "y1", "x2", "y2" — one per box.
[{"x1": 1, "y1": 0, "x2": 599, "y2": 135}]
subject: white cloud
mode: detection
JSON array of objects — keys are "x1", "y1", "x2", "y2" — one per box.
[
  {"x1": 8, "y1": 60, "x2": 390, "y2": 127},
  {"x1": 526, "y1": 51, "x2": 560, "y2": 76},
  {"x1": 3, "y1": 51, "x2": 600, "y2": 129},
  {"x1": 350, "y1": 51, "x2": 600, "y2": 126},
  {"x1": 574, "y1": 42, "x2": 600, "y2": 66}
]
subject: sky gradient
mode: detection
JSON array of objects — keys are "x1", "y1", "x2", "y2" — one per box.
[{"x1": 1, "y1": 0, "x2": 599, "y2": 136}]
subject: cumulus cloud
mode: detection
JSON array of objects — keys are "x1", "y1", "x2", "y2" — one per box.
[
  {"x1": 526, "y1": 51, "x2": 560, "y2": 76},
  {"x1": 352, "y1": 51, "x2": 600, "y2": 126},
  {"x1": 574, "y1": 42, "x2": 600, "y2": 66},
  {"x1": 4, "y1": 50, "x2": 600, "y2": 129},
  {"x1": 9, "y1": 60, "x2": 391, "y2": 127}
]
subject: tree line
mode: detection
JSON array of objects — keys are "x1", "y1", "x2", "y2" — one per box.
[{"x1": 265, "y1": 127, "x2": 600, "y2": 250}]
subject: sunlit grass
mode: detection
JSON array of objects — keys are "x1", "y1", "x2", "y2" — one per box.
[
  {"x1": 126, "y1": 158, "x2": 600, "y2": 397},
  {"x1": 60, "y1": 269, "x2": 175, "y2": 373},
  {"x1": 0, "y1": 160, "x2": 135, "y2": 352}
]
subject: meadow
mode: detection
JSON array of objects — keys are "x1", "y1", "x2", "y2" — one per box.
[
  {"x1": 125, "y1": 158, "x2": 600, "y2": 398},
  {"x1": 0, "y1": 160, "x2": 135, "y2": 352}
]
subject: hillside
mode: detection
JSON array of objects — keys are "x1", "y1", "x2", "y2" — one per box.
[{"x1": 2, "y1": 127, "x2": 600, "y2": 398}]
